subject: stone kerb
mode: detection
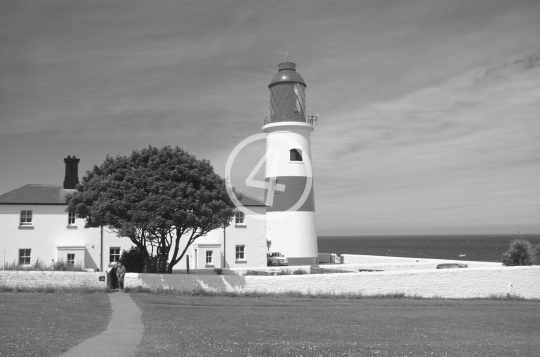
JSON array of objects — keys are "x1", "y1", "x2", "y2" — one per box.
[{"x1": 0, "y1": 270, "x2": 106, "y2": 289}]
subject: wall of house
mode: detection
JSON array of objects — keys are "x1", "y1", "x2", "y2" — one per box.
[
  {"x1": 224, "y1": 206, "x2": 267, "y2": 269},
  {"x1": 0, "y1": 205, "x2": 133, "y2": 271},
  {"x1": 168, "y1": 206, "x2": 267, "y2": 271},
  {"x1": 0, "y1": 204, "x2": 266, "y2": 272}
]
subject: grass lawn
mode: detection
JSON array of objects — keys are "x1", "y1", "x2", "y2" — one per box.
[
  {"x1": 131, "y1": 293, "x2": 540, "y2": 357},
  {"x1": 0, "y1": 292, "x2": 111, "y2": 357}
]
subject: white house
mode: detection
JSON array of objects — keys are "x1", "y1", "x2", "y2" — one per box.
[{"x1": 0, "y1": 156, "x2": 267, "y2": 271}]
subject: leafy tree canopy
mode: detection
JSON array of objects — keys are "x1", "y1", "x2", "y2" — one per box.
[{"x1": 67, "y1": 145, "x2": 236, "y2": 273}]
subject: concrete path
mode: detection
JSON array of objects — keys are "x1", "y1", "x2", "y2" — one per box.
[{"x1": 61, "y1": 292, "x2": 144, "y2": 357}]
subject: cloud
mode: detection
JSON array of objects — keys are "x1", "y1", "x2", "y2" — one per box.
[
  {"x1": 1, "y1": 0, "x2": 540, "y2": 234},
  {"x1": 314, "y1": 51, "x2": 540, "y2": 234}
]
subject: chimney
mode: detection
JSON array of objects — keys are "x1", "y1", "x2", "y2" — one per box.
[{"x1": 63, "y1": 156, "x2": 80, "y2": 189}]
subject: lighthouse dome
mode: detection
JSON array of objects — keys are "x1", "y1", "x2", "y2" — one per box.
[{"x1": 269, "y1": 62, "x2": 306, "y2": 87}]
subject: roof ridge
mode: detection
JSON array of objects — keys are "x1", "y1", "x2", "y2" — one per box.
[
  {"x1": 0, "y1": 184, "x2": 32, "y2": 199},
  {"x1": 0, "y1": 184, "x2": 66, "y2": 204},
  {"x1": 0, "y1": 184, "x2": 63, "y2": 198},
  {"x1": 236, "y1": 191, "x2": 265, "y2": 205}
]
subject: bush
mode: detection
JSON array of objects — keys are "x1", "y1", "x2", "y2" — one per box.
[
  {"x1": 51, "y1": 259, "x2": 85, "y2": 271},
  {"x1": 534, "y1": 243, "x2": 540, "y2": 265},
  {"x1": 502, "y1": 239, "x2": 534, "y2": 266},
  {"x1": 119, "y1": 246, "x2": 168, "y2": 273},
  {"x1": 120, "y1": 246, "x2": 145, "y2": 273},
  {"x1": 143, "y1": 255, "x2": 167, "y2": 273},
  {"x1": 3, "y1": 258, "x2": 84, "y2": 271}
]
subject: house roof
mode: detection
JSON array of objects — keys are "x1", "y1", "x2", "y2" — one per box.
[
  {"x1": 0, "y1": 184, "x2": 266, "y2": 207},
  {"x1": 235, "y1": 192, "x2": 266, "y2": 207},
  {"x1": 0, "y1": 184, "x2": 73, "y2": 205}
]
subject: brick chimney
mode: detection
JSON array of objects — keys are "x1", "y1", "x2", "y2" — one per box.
[{"x1": 63, "y1": 156, "x2": 80, "y2": 189}]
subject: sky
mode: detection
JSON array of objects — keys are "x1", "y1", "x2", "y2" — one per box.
[{"x1": 1, "y1": 0, "x2": 539, "y2": 235}]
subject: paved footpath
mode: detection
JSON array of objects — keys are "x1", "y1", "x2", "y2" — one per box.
[{"x1": 61, "y1": 292, "x2": 144, "y2": 357}]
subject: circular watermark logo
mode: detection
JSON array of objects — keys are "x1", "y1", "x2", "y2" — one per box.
[{"x1": 225, "y1": 133, "x2": 312, "y2": 221}]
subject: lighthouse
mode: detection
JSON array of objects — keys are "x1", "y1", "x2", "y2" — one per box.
[{"x1": 263, "y1": 61, "x2": 318, "y2": 265}]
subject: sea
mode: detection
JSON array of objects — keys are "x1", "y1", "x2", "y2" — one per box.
[{"x1": 318, "y1": 234, "x2": 540, "y2": 262}]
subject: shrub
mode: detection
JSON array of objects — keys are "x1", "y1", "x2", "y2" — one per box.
[
  {"x1": 244, "y1": 270, "x2": 271, "y2": 276},
  {"x1": 501, "y1": 239, "x2": 534, "y2": 266},
  {"x1": 3, "y1": 258, "x2": 84, "y2": 271},
  {"x1": 534, "y1": 243, "x2": 540, "y2": 265},
  {"x1": 120, "y1": 246, "x2": 145, "y2": 273},
  {"x1": 51, "y1": 259, "x2": 85, "y2": 272},
  {"x1": 143, "y1": 255, "x2": 167, "y2": 273}
]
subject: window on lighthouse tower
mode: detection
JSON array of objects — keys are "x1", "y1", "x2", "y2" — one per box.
[{"x1": 290, "y1": 149, "x2": 302, "y2": 162}]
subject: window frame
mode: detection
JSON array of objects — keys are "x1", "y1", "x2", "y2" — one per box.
[
  {"x1": 19, "y1": 249, "x2": 31, "y2": 266},
  {"x1": 20, "y1": 210, "x2": 33, "y2": 226},
  {"x1": 290, "y1": 149, "x2": 303, "y2": 162},
  {"x1": 67, "y1": 253, "x2": 75, "y2": 265},
  {"x1": 235, "y1": 211, "x2": 245, "y2": 226},
  {"x1": 109, "y1": 247, "x2": 120, "y2": 263},
  {"x1": 205, "y1": 250, "x2": 213, "y2": 265},
  {"x1": 235, "y1": 245, "x2": 245, "y2": 261},
  {"x1": 68, "y1": 211, "x2": 76, "y2": 226}
]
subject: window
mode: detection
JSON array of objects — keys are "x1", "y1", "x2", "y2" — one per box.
[
  {"x1": 19, "y1": 249, "x2": 31, "y2": 265},
  {"x1": 290, "y1": 149, "x2": 302, "y2": 162},
  {"x1": 110, "y1": 247, "x2": 120, "y2": 263},
  {"x1": 236, "y1": 245, "x2": 245, "y2": 260},
  {"x1": 68, "y1": 212, "x2": 76, "y2": 225},
  {"x1": 235, "y1": 211, "x2": 245, "y2": 225},
  {"x1": 20, "y1": 210, "x2": 32, "y2": 226},
  {"x1": 67, "y1": 254, "x2": 75, "y2": 265},
  {"x1": 205, "y1": 250, "x2": 213, "y2": 265}
]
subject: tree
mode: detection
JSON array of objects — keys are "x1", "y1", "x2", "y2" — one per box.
[
  {"x1": 501, "y1": 239, "x2": 534, "y2": 266},
  {"x1": 67, "y1": 146, "x2": 236, "y2": 273}
]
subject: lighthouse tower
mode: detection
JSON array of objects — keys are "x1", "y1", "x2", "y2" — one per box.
[{"x1": 263, "y1": 61, "x2": 318, "y2": 265}]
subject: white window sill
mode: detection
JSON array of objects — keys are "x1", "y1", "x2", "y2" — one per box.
[
  {"x1": 18, "y1": 225, "x2": 34, "y2": 230},
  {"x1": 235, "y1": 259, "x2": 247, "y2": 263},
  {"x1": 289, "y1": 161, "x2": 304, "y2": 164},
  {"x1": 66, "y1": 225, "x2": 78, "y2": 229},
  {"x1": 205, "y1": 264, "x2": 214, "y2": 268},
  {"x1": 235, "y1": 224, "x2": 246, "y2": 228}
]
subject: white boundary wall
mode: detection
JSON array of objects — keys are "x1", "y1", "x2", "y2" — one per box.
[
  {"x1": 0, "y1": 270, "x2": 106, "y2": 288},
  {"x1": 123, "y1": 266, "x2": 540, "y2": 299},
  {"x1": 2, "y1": 265, "x2": 539, "y2": 300}
]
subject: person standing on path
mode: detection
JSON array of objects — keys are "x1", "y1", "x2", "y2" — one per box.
[
  {"x1": 108, "y1": 264, "x2": 118, "y2": 290},
  {"x1": 116, "y1": 262, "x2": 126, "y2": 290}
]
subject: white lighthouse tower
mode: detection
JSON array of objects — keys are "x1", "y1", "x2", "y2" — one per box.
[{"x1": 263, "y1": 61, "x2": 318, "y2": 265}]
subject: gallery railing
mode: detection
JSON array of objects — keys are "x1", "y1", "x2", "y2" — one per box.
[{"x1": 264, "y1": 114, "x2": 318, "y2": 126}]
